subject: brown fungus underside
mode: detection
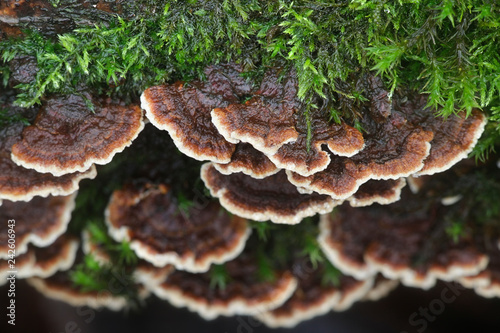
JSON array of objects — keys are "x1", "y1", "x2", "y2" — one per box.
[
  {"x1": 269, "y1": 105, "x2": 364, "y2": 177},
  {"x1": 27, "y1": 271, "x2": 132, "y2": 311},
  {"x1": 212, "y1": 68, "x2": 300, "y2": 155},
  {"x1": 152, "y1": 251, "x2": 298, "y2": 320},
  {"x1": 0, "y1": 93, "x2": 96, "y2": 202},
  {"x1": 346, "y1": 178, "x2": 407, "y2": 207},
  {"x1": 318, "y1": 193, "x2": 488, "y2": 289},
  {"x1": 0, "y1": 194, "x2": 76, "y2": 258},
  {"x1": 11, "y1": 93, "x2": 144, "y2": 176},
  {"x1": 287, "y1": 76, "x2": 434, "y2": 200},
  {"x1": 141, "y1": 63, "x2": 253, "y2": 163},
  {"x1": 0, "y1": 235, "x2": 78, "y2": 284},
  {"x1": 105, "y1": 183, "x2": 251, "y2": 272},
  {"x1": 201, "y1": 163, "x2": 339, "y2": 224},
  {"x1": 213, "y1": 143, "x2": 279, "y2": 179},
  {"x1": 256, "y1": 262, "x2": 375, "y2": 328}
]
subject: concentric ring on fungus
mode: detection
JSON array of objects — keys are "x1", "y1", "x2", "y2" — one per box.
[
  {"x1": 0, "y1": 194, "x2": 77, "y2": 258},
  {"x1": 201, "y1": 163, "x2": 340, "y2": 224},
  {"x1": 141, "y1": 63, "x2": 253, "y2": 163},
  {"x1": 105, "y1": 183, "x2": 251, "y2": 272},
  {"x1": 11, "y1": 93, "x2": 144, "y2": 176}
]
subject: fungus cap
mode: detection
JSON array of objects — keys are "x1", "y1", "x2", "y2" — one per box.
[
  {"x1": 11, "y1": 93, "x2": 144, "y2": 176},
  {"x1": 201, "y1": 163, "x2": 339, "y2": 225},
  {"x1": 105, "y1": 183, "x2": 251, "y2": 272},
  {"x1": 0, "y1": 194, "x2": 76, "y2": 258}
]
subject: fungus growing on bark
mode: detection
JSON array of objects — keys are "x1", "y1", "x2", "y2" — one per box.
[
  {"x1": 105, "y1": 183, "x2": 251, "y2": 272},
  {"x1": 286, "y1": 74, "x2": 486, "y2": 200},
  {"x1": 398, "y1": 93, "x2": 488, "y2": 176},
  {"x1": 255, "y1": 262, "x2": 374, "y2": 328},
  {"x1": 27, "y1": 272, "x2": 131, "y2": 311},
  {"x1": 0, "y1": 235, "x2": 78, "y2": 284},
  {"x1": 201, "y1": 163, "x2": 339, "y2": 224},
  {"x1": 151, "y1": 252, "x2": 298, "y2": 320},
  {"x1": 11, "y1": 93, "x2": 144, "y2": 176},
  {"x1": 286, "y1": 116, "x2": 432, "y2": 200},
  {"x1": 0, "y1": 194, "x2": 76, "y2": 258},
  {"x1": 141, "y1": 63, "x2": 252, "y2": 163},
  {"x1": 0, "y1": 94, "x2": 96, "y2": 202},
  {"x1": 459, "y1": 237, "x2": 500, "y2": 298},
  {"x1": 318, "y1": 196, "x2": 489, "y2": 288},
  {"x1": 269, "y1": 109, "x2": 364, "y2": 177},
  {"x1": 212, "y1": 68, "x2": 300, "y2": 155},
  {"x1": 346, "y1": 178, "x2": 406, "y2": 207}
]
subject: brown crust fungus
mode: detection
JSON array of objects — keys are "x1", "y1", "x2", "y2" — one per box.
[
  {"x1": 141, "y1": 63, "x2": 252, "y2": 163},
  {"x1": 212, "y1": 68, "x2": 300, "y2": 155},
  {"x1": 27, "y1": 272, "x2": 130, "y2": 311},
  {"x1": 254, "y1": 262, "x2": 371, "y2": 328},
  {"x1": 105, "y1": 183, "x2": 251, "y2": 272},
  {"x1": 151, "y1": 253, "x2": 298, "y2": 320},
  {"x1": 459, "y1": 238, "x2": 500, "y2": 298},
  {"x1": 11, "y1": 93, "x2": 144, "y2": 176},
  {"x1": 213, "y1": 143, "x2": 279, "y2": 179},
  {"x1": 318, "y1": 200, "x2": 489, "y2": 289},
  {"x1": 269, "y1": 109, "x2": 364, "y2": 177},
  {"x1": 0, "y1": 97, "x2": 96, "y2": 202},
  {"x1": 0, "y1": 194, "x2": 77, "y2": 258},
  {"x1": 286, "y1": 120, "x2": 432, "y2": 200},
  {"x1": 0, "y1": 235, "x2": 78, "y2": 284},
  {"x1": 346, "y1": 178, "x2": 407, "y2": 207},
  {"x1": 201, "y1": 163, "x2": 340, "y2": 224},
  {"x1": 398, "y1": 94, "x2": 488, "y2": 176}
]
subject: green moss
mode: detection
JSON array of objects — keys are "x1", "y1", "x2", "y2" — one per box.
[{"x1": 1, "y1": 0, "x2": 499, "y2": 150}]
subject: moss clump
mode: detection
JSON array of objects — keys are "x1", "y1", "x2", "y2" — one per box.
[{"x1": 0, "y1": 1, "x2": 499, "y2": 152}]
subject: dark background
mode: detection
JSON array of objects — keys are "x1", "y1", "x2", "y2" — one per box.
[{"x1": 1, "y1": 279, "x2": 499, "y2": 333}]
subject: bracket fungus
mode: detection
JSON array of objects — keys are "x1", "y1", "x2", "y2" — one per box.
[
  {"x1": 318, "y1": 198, "x2": 489, "y2": 289},
  {"x1": 151, "y1": 252, "x2": 298, "y2": 320},
  {"x1": 255, "y1": 261, "x2": 375, "y2": 328},
  {"x1": 269, "y1": 108, "x2": 364, "y2": 177},
  {"x1": 286, "y1": 111, "x2": 433, "y2": 200},
  {"x1": 0, "y1": 235, "x2": 78, "y2": 284},
  {"x1": 201, "y1": 163, "x2": 339, "y2": 224},
  {"x1": 0, "y1": 194, "x2": 76, "y2": 258},
  {"x1": 105, "y1": 183, "x2": 251, "y2": 272},
  {"x1": 213, "y1": 143, "x2": 279, "y2": 179},
  {"x1": 27, "y1": 272, "x2": 134, "y2": 311},
  {"x1": 141, "y1": 63, "x2": 252, "y2": 163},
  {"x1": 11, "y1": 93, "x2": 144, "y2": 176},
  {"x1": 399, "y1": 93, "x2": 488, "y2": 176},
  {"x1": 459, "y1": 237, "x2": 500, "y2": 298},
  {"x1": 212, "y1": 68, "x2": 300, "y2": 155},
  {"x1": 346, "y1": 178, "x2": 407, "y2": 207},
  {"x1": 0, "y1": 94, "x2": 96, "y2": 202}
]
